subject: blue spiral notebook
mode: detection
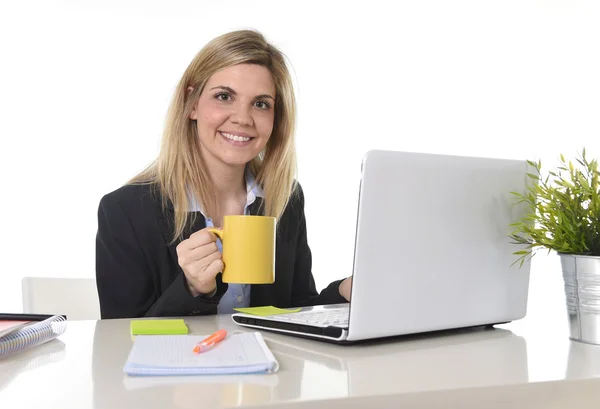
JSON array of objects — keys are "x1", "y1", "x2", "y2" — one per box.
[
  {"x1": 123, "y1": 331, "x2": 279, "y2": 376},
  {"x1": 0, "y1": 314, "x2": 67, "y2": 359}
]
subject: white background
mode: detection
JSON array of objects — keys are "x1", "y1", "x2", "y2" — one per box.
[{"x1": 0, "y1": 0, "x2": 599, "y2": 329}]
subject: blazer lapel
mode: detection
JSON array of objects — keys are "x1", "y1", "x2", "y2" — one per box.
[{"x1": 156, "y1": 197, "x2": 207, "y2": 267}]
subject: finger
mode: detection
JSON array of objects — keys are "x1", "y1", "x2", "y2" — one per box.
[
  {"x1": 188, "y1": 241, "x2": 220, "y2": 261},
  {"x1": 179, "y1": 242, "x2": 220, "y2": 267},
  {"x1": 202, "y1": 258, "x2": 224, "y2": 279},
  {"x1": 195, "y1": 249, "x2": 223, "y2": 272},
  {"x1": 188, "y1": 229, "x2": 218, "y2": 249},
  {"x1": 178, "y1": 230, "x2": 217, "y2": 254},
  {"x1": 183, "y1": 245, "x2": 222, "y2": 274}
]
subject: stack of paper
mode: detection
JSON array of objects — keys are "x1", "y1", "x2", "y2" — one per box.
[{"x1": 123, "y1": 331, "x2": 279, "y2": 376}]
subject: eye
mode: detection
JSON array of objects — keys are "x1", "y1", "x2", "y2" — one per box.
[
  {"x1": 215, "y1": 93, "x2": 232, "y2": 102},
  {"x1": 254, "y1": 100, "x2": 271, "y2": 110}
]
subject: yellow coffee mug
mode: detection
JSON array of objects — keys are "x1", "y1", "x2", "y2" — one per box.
[{"x1": 208, "y1": 215, "x2": 276, "y2": 284}]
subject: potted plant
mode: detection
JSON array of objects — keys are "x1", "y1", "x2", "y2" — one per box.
[{"x1": 509, "y1": 148, "x2": 600, "y2": 346}]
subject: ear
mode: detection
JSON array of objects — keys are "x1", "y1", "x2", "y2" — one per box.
[{"x1": 187, "y1": 86, "x2": 198, "y2": 120}]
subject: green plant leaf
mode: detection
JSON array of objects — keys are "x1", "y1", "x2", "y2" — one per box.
[{"x1": 507, "y1": 147, "x2": 600, "y2": 265}]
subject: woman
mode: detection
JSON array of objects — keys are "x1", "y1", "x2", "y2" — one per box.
[{"x1": 95, "y1": 29, "x2": 352, "y2": 319}]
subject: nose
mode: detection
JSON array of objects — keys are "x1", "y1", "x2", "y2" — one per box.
[{"x1": 231, "y1": 104, "x2": 253, "y2": 127}]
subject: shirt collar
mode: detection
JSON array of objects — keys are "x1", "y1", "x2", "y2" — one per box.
[{"x1": 245, "y1": 168, "x2": 264, "y2": 206}]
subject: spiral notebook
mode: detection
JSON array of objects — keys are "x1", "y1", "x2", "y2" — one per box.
[
  {"x1": 124, "y1": 331, "x2": 279, "y2": 376},
  {"x1": 0, "y1": 314, "x2": 67, "y2": 359}
]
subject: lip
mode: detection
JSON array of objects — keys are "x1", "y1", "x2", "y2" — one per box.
[{"x1": 219, "y1": 130, "x2": 255, "y2": 138}]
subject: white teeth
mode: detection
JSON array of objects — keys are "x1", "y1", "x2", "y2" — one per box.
[{"x1": 221, "y1": 132, "x2": 250, "y2": 142}]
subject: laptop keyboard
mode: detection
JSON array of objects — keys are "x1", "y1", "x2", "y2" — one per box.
[{"x1": 271, "y1": 308, "x2": 349, "y2": 328}]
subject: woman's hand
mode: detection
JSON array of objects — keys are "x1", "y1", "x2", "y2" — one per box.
[
  {"x1": 338, "y1": 276, "x2": 352, "y2": 301},
  {"x1": 176, "y1": 228, "x2": 224, "y2": 297}
]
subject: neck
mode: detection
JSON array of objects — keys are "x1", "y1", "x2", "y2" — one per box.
[
  {"x1": 211, "y1": 167, "x2": 246, "y2": 200},
  {"x1": 203, "y1": 159, "x2": 246, "y2": 201}
]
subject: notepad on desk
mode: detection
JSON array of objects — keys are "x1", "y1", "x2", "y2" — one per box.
[{"x1": 123, "y1": 332, "x2": 279, "y2": 376}]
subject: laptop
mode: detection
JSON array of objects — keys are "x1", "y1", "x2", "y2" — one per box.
[{"x1": 232, "y1": 149, "x2": 533, "y2": 343}]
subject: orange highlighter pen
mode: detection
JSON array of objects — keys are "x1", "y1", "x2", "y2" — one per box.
[{"x1": 193, "y1": 329, "x2": 227, "y2": 354}]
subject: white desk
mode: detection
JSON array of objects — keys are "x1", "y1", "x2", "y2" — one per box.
[
  {"x1": 1, "y1": 309, "x2": 600, "y2": 408},
  {"x1": 2, "y1": 265, "x2": 600, "y2": 408}
]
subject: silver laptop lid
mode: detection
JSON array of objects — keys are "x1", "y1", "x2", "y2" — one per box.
[{"x1": 348, "y1": 150, "x2": 532, "y2": 341}]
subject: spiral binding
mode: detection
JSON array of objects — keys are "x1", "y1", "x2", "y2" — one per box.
[{"x1": 0, "y1": 315, "x2": 67, "y2": 359}]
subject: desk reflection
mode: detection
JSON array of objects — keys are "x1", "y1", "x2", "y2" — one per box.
[
  {"x1": 91, "y1": 318, "x2": 287, "y2": 409},
  {"x1": 566, "y1": 340, "x2": 600, "y2": 380},
  {"x1": 91, "y1": 318, "x2": 529, "y2": 408},
  {"x1": 0, "y1": 339, "x2": 66, "y2": 393},
  {"x1": 263, "y1": 325, "x2": 529, "y2": 397}
]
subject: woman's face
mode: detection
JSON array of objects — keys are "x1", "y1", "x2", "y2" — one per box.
[{"x1": 190, "y1": 63, "x2": 276, "y2": 170}]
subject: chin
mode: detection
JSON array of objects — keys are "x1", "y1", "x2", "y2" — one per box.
[{"x1": 218, "y1": 152, "x2": 257, "y2": 167}]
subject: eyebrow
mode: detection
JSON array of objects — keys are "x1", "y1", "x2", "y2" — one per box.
[{"x1": 210, "y1": 85, "x2": 275, "y2": 100}]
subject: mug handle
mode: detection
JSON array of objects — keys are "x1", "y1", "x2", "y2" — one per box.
[{"x1": 207, "y1": 227, "x2": 224, "y2": 241}]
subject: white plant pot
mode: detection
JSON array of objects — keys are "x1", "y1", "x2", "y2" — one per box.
[{"x1": 560, "y1": 253, "x2": 600, "y2": 346}]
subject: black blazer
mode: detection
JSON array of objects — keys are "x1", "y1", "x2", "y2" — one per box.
[{"x1": 95, "y1": 182, "x2": 347, "y2": 319}]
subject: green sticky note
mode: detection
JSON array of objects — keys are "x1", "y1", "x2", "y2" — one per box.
[
  {"x1": 130, "y1": 319, "x2": 189, "y2": 335},
  {"x1": 233, "y1": 306, "x2": 302, "y2": 316}
]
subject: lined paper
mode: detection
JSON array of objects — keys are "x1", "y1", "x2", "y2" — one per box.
[{"x1": 127, "y1": 333, "x2": 270, "y2": 369}]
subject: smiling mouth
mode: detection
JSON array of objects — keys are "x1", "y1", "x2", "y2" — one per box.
[{"x1": 219, "y1": 131, "x2": 253, "y2": 142}]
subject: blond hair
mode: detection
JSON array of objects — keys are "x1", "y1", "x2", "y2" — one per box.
[{"x1": 129, "y1": 29, "x2": 297, "y2": 242}]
